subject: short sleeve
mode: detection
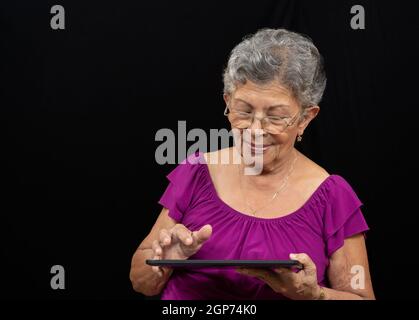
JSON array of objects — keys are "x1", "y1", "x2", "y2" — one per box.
[
  {"x1": 323, "y1": 175, "x2": 369, "y2": 257},
  {"x1": 158, "y1": 152, "x2": 206, "y2": 222}
]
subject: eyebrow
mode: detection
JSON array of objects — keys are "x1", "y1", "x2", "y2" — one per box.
[{"x1": 234, "y1": 98, "x2": 291, "y2": 110}]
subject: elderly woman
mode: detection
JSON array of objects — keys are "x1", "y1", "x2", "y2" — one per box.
[{"x1": 130, "y1": 28, "x2": 375, "y2": 300}]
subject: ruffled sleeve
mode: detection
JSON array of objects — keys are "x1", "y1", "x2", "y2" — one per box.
[
  {"x1": 158, "y1": 152, "x2": 206, "y2": 222},
  {"x1": 323, "y1": 175, "x2": 369, "y2": 257}
]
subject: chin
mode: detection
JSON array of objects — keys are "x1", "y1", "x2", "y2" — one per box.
[
  {"x1": 260, "y1": 152, "x2": 276, "y2": 167},
  {"x1": 246, "y1": 146, "x2": 278, "y2": 168},
  {"x1": 263, "y1": 144, "x2": 288, "y2": 164}
]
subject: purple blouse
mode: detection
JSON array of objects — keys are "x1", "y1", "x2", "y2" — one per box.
[{"x1": 158, "y1": 151, "x2": 369, "y2": 300}]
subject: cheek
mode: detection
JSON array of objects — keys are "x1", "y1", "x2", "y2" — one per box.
[
  {"x1": 271, "y1": 132, "x2": 295, "y2": 145},
  {"x1": 264, "y1": 133, "x2": 295, "y2": 158}
]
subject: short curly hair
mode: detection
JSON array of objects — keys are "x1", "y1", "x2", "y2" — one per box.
[{"x1": 223, "y1": 28, "x2": 327, "y2": 108}]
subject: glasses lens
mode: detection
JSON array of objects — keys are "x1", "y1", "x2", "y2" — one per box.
[
  {"x1": 227, "y1": 109, "x2": 297, "y2": 134},
  {"x1": 264, "y1": 121, "x2": 286, "y2": 134},
  {"x1": 256, "y1": 116, "x2": 287, "y2": 134},
  {"x1": 228, "y1": 112, "x2": 252, "y2": 129}
]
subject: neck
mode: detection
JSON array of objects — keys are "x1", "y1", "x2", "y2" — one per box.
[{"x1": 239, "y1": 148, "x2": 298, "y2": 189}]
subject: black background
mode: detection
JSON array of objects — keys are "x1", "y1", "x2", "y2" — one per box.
[{"x1": 1, "y1": 0, "x2": 418, "y2": 299}]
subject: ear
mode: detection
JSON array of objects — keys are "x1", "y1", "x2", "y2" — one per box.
[
  {"x1": 223, "y1": 93, "x2": 231, "y2": 106},
  {"x1": 297, "y1": 106, "x2": 320, "y2": 135}
]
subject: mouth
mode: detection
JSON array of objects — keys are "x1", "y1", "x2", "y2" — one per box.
[{"x1": 243, "y1": 140, "x2": 274, "y2": 153}]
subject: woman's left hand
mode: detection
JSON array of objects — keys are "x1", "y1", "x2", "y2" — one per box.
[{"x1": 236, "y1": 253, "x2": 322, "y2": 300}]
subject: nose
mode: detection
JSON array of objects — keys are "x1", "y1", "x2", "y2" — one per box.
[
  {"x1": 249, "y1": 112, "x2": 263, "y2": 131},
  {"x1": 248, "y1": 113, "x2": 269, "y2": 138}
]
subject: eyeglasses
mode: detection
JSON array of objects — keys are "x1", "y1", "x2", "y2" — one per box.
[{"x1": 223, "y1": 105, "x2": 302, "y2": 134}]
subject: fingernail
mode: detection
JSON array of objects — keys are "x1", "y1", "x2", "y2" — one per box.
[{"x1": 290, "y1": 253, "x2": 297, "y2": 259}]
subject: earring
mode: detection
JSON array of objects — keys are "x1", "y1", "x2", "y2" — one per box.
[
  {"x1": 223, "y1": 106, "x2": 229, "y2": 116},
  {"x1": 297, "y1": 134, "x2": 303, "y2": 142}
]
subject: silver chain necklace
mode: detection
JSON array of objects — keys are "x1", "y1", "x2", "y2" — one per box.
[{"x1": 238, "y1": 151, "x2": 298, "y2": 216}]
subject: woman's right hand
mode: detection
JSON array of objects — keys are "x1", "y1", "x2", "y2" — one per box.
[{"x1": 151, "y1": 224, "x2": 212, "y2": 277}]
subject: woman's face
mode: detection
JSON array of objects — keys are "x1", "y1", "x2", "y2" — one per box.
[{"x1": 224, "y1": 81, "x2": 318, "y2": 171}]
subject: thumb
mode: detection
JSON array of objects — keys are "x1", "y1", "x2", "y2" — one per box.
[
  {"x1": 290, "y1": 253, "x2": 316, "y2": 274},
  {"x1": 193, "y1": 224, "x2": 212, "y2": 245}
]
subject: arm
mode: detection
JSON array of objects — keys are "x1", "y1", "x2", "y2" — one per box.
[
  {"x1": 129, "y1": 207, "x2": 176, "y2": 296},
  {"x1": 236, "y1": 233, "x2": 375, "y2": 300},
  {"x1": 321, "y1": 233, "x2": 375, "y2": 300}
]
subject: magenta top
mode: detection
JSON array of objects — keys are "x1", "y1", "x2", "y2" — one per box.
[{"x1": 158, "y1": 151, "x2": 369, "y2": 300}]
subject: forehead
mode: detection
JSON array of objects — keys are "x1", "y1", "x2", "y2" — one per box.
[{"x1": 232, "y1": 81, "x2": 299, "y2": 110}]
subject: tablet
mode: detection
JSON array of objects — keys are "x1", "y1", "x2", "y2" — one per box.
[{"x1": 146, "y1": 259, "x2": 303, "y2": 269}]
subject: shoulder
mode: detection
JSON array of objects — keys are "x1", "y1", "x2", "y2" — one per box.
[
  {"x1": 202, "y1": 148, "x2": 238, "y2": 192},
  {"x1": 203, "y1": 147, "x2": 235, "y2": 164},
  {"x1": 311, "y1": 173, "x2": 363, "y2": 215},
  {"x1": 295, "y1": 150, "x2": 330, "y2": 180},
  {"x1": 292, "y1": 150, "x2": 330, "y2": 197},
  {"x1": 165, "y1": 151, "x2": 206, "y2": 183},
  {"x1": 295, "y1": 151, "x2": 358, "y2": 189},
  {"x1": 326, "y1": 174, "x2": 362, "y2": 204},
  {"x1": 203, "y1": 147, "x2": 235, "y2": 169},
  {"x1": 293, "y1": 151, "x2": 361, "y2": 205},
  {"x1": 159, "y1": 152, "x2": 210, "y2": 221}
]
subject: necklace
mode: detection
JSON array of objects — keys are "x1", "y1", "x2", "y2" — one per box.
[{"x1": 238, "y1": 151, "x2": 298, "y2": 216}]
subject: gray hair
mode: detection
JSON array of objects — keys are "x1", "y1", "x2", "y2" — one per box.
[{"x1": 223, "y1": 28, "x2": 327, "y2": 108}]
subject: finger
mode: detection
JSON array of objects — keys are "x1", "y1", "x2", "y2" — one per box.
[
  {"x1": 173, "y1": 225, "x2": 193, "y2": 245},
  {"x1": 290, "y1": 253, "x2": 316, "y2": 274},
  {"x1": 151, "y1": 252, "x2": 163, "y2": 277},
  {"x1": 159, "y1": 229, "x2": 172, "y2": 247},
  {"x1": 235, "y1": 267, "x2": 248, "y2": 274},
  {"x1": 273, "y1": 267, "x2": 293, "y2": 275},
  {"x1": 238, "y1": 268, "x2": 274, "y2": 281},
  {"x1": 152, "y1": 240, "x2": 162, "y2": 257},
  {"x1": 273, "y1": 267, "x2": 297, "y2": 282},
  {"x1": 192, "y1": 224, "x2": 212, "y2": 245},
  {"x1": 238, "y1": 268, "x2": 288, "y2": 293},
  {"x1": 151, "y1": 266, "x2": 163, "y2": 277},
  {"x1": 236, "y1": 267, "x2": 257, "y2": 277}
]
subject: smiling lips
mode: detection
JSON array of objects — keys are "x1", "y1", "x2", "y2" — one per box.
[{"x1": 243, "y1": 140, "x2": 274, "y2": 152}]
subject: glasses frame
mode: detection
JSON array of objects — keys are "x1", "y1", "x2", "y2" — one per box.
[{"x1": 223, "y1": 105, "x2": 303, "y2": 134}]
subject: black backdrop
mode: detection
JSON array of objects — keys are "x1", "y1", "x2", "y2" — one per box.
[{"x1": 1, "y1": 0, "x2": 418, "y2": 299}]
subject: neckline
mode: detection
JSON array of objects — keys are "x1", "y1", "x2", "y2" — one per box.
[{"x1": 197, "y1": 151, "x2": 334, "y2": 222}]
